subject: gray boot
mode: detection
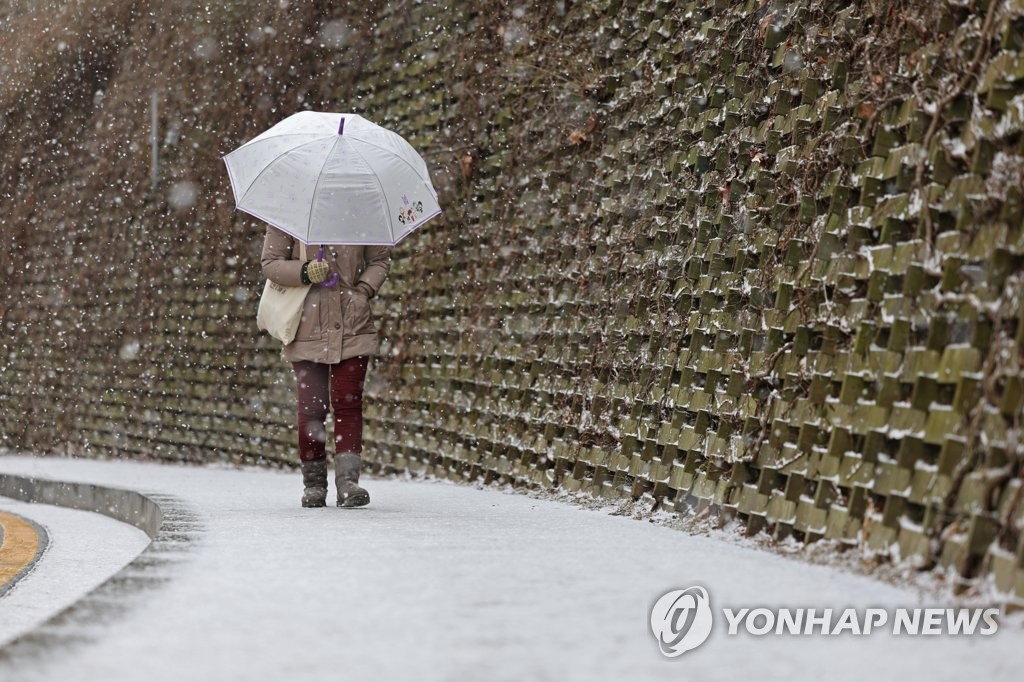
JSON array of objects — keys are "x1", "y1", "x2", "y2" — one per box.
[
  {"x1": 300, "y1": 460, "x2": 328, "y2": 508},
  {"x1": 335, "y1": 452, "x2": 370, "y2": 508}
]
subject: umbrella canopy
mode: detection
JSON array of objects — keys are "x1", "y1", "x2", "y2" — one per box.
[{"x1": 223, "y1": 111, "x2": 441, "y2": 245}]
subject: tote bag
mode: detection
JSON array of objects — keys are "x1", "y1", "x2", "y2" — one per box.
[{"x1": 257, "y1": 242, "x2": 311, "y2": 344}]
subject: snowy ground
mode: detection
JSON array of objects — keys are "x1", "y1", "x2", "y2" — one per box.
[
  {"x1": 0, "y1": 454, "x2": 1020, "y2": 682},
  {"x1": 0, "y1": 497, "x2": 150, "y2": 647}
]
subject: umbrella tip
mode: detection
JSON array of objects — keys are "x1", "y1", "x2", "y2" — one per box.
[{"x1": 338, "y1": 117, "x2": 345, "y2": 136}]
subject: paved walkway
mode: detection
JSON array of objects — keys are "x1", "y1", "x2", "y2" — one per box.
[{"x1": 0, "y1": 455, "x2": 1020, "y2": 682}]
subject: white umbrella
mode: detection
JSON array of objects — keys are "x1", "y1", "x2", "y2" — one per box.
[{"x1": 223, "y1": 111, "x2": 441, "y2": 245}]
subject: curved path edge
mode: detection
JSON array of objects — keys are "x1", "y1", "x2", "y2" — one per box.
[
  {"x1": 0, "y1": 511, "x2": 49, "y2": 598},
  {"x1": 0, "y1": 473, "x2": 201, "y2": 664}
]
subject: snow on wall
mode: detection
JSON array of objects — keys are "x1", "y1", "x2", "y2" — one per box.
[{"x1": 0, "y1": 0, "x2": 1022, "y2": 599}]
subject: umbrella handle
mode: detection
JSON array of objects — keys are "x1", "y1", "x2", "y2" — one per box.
[{"x1": 315, "y1": 245, "x2": 340, "y2": 288}]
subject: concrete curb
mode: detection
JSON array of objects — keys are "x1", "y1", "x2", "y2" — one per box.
[
  {"x1": 0, "y1": 474, "x2": 162, "y2": 539},
  {"x1": 0, "y1": 474, "x2": 201, "y2": 666}
]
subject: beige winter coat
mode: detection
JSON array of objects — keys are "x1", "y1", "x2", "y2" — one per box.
[{"x1": 260, "y1": 226, "x2": 392, "y2": 364}]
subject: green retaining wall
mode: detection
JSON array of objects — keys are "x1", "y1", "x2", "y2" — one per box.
[{"x1": 1, "y1": 0, "x2": 1023, "y2": 600}]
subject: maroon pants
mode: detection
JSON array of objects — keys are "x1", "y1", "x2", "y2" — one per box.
[{"x1": 292, "y1": 356, "x2": 369, "y2": 462}]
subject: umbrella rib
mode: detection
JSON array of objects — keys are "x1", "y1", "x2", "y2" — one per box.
[
  {"x1": 348, "y1": 144, "x2": 397, "y2": 244},
  {"x1": 236, "y1": 136, "x2": 330, "y2": 205},
  {"x1": 347, "y1": 135, "x2": 434, "y2": 189},
  {"x1": 306, "y1": 136, "x2": 342, "y2": 242},
  {"x1": 229, "y1": 131, "x2": 328, "y2": 153}
]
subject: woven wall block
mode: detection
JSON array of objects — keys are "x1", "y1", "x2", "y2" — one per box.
[
  {"x1": 780, "y1": 449, "x2": 810, "y2": 477},
  {"x1": 848, "y1": 403, "x2": 889, "y2": 434},
  {"x1": 847, "y1": 323, "x2": 877, "y2": 360},
  {"x1": 963, "y1": 513, "x2": 1002, "y2": 559},
  {"x1": 967, "y1": 222, "x2": 1010, "y2": 261},
  {"x1": 997, "y1": 480, "x2": 1024, "y2": 530},
  {"x1": 874, "y1": 458, "x2": 912, "y2": 498},
  {"x1": 649, "y1": 460, "x2": 671, "y2": 483},
  {"x1": 937, "y1": 432, "x2": 962, "y2": 475},
  {"x1": 954, "y1": 472, "x2": 993, "y2": 515},
  {"x1": 712, "y1": 478, "x2": 735, "y2": 506},
  {"x1": 899, "y1": 348, "x2": 940, "y2": 384},
  {"x1": 936, "y1": 345, "x2": 982, "y2": 384},
  {"x1": 692, "y1": 473, "x2": 719, "y2": 501},
  {"x1": 840, "y1": 454, "x2": 876, "y2": 488},
  {"x1": 864, "y1": 349, "x2": 902, "y2": 377},
  {"x1": 824, "y1": 505, "x2": 861, "y2": 542},
  {"x1": 561, "y1": 472, "x2": 585, "y2": 493},
  {"x1": 989, "y1": 550, "x2": 1024, "y2": 598},
  {"x1": 999, "y1": 373, "x2": 1023, "y2": 416},
  {"x1": 895, "y1": 522, "x2": 930, "y2": 563},
  {"x1": 840, "y1": 369, "x2": 874, "y2": 405},
  {"x1": 909, "y1": 463, "x2": 948, "y2": 506},
  {"x1": 794, "y1": 498, "x2": 828, "y2": 535},
  {"x1": 689, "y1": 391, "x2": 715, "y2": 414},
  {"x1": 877, "y1": 491, "x2": 907, "y2": 532},
  {"x1": 979, "y1": 410, "x2": 1010, "y2": 446},
  {"x1": 766, "y1": 490, "x2": 798, "y2": 525},
  {"x1": 874, "y1": 373, "x2": 902, "y2": 408}
]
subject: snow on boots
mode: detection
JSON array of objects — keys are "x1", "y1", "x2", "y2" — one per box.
[
  {"x1": 300, "y1": 460, "x2": 328, "y2": 508},
  {"x1": 335, "y1": 452, "x2": 370, "y2": 508}
]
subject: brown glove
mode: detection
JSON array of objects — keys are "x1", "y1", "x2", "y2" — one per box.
[{"x1": 355, "y1": 281, "x2": 375, "y2": 298}]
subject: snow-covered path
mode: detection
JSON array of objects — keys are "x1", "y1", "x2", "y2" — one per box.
[{"x1": 0, "y1": 455, "x2": 1019, "y2": 682}]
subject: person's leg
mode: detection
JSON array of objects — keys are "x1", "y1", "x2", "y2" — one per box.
[
  {"x1": 330, "y1": 355, "x2": 370, "y2": 507},
  {"x1": 293, "y1": 361, "x2": 331, "y2": 507},
  {"x1": 330, "y1": 355, "x2": 369, "y2": 454}
]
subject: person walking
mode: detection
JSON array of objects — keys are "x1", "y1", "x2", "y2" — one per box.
[{"x1": 260, "y1": 225, "x2": 392, "y2": 508}]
